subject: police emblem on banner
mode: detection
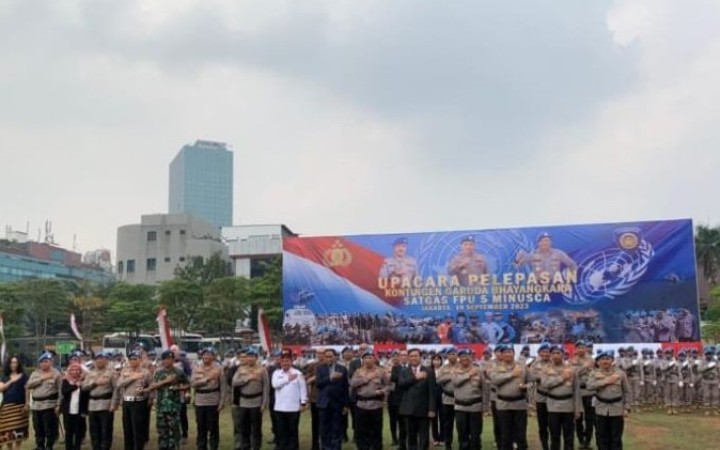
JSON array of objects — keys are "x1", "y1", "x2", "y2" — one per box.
[
  {"x1": 564, "y1": 227, "x2": 654, "y2": 305},
  {"x1": 323, "y1": 240, "x2": 353, "y2": 267}
]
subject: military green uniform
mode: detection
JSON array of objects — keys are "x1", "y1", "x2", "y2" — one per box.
[
  {"x1": 698, "y1": 356, "x2": 720, "y2": 413},
  {"x1": 153, "y1": 366, "x2": 188, "y2": 450}
]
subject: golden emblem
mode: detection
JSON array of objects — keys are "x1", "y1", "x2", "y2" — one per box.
[
  {"x1": 618, "y1": 232, "x2": 639, "y2": 250},
  {"x1": 323, "y1": 240, "x2": 352, "y2": 267}
]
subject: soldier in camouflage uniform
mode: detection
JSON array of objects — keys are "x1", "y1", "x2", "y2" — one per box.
[
  {"x1": 639, "y1": 348, "x2": 657, "y2": 411},
  {"x1": 620, "y1": 347, "x2": 642, "y2": 413},
  {"x1": 698, "y1": 346, "x2": 720, "y2": 415},
  {"x1": 148, "y1": 350, "x2": 189, "y2": 450},
  {"x1": 677, "y1": 350, "x2": 695, "y2": 413},
  {"x1": 659, "y1": 349, "x2": 682, "y2": 415},
  {"x1": 654, "y1": 349, "x2": 665, "y2": 409}
]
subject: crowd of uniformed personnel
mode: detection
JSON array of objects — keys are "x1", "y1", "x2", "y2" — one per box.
[{"x1": 3, "y1": 341, "x2": 719, "y2": 450}]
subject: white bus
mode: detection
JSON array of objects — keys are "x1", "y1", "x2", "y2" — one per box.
[{"x1": 101, "y1": 333, "x2": 158, "y2": 356}]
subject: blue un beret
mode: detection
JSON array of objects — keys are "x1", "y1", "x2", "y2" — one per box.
[
  {"x1": 37, "y1": 352, "x2": 53, "y2": 363},
  {"x1": 393, "y1": 237, "x2": 408, "y2": 246},
  {"x1": 458, "y1": 349, "x2": 472, "y2": 357}
]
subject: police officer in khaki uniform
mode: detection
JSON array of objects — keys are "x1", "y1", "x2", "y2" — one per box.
[
  {"x1": 82, "y1": 351, "x2": 118, "y2": 450},
  {"x1": 541, "y1": 345, "x2": 581, "y2": 450},
  {"x1": 117, "y1": 349, "x2": 153, "y2": 450},
  {"x1": 27, "y1": 352, "x2": 63, "y2": 450},
  {"x1": 569, "y1": 340, "x2": 595, "y2": 449},
  {"x1": 232, "y1": 348, "x2": 270, "y2": 450},
  {"x1": 452, "y1": 348, "x2": 484, "y2": 450},
  {"x1": 489, "y1": 344, "x2": 529, "y2": 450},
  {"x1": 191, "y1": 347, "x2": 226, "y2": 450},
  {"x1": 529, "y1": 343, "x2": 552, "y2": 450},
  {"x1": 698, "y1": 346, "x2": 720, "y2": 415},
  {"x1": 586, "y1": 350, "x2": 629, "y2": 450},
  {"x1": 659, "y1": 349, "x2": 682, "y2": 415},
  {"x1": 350, "y1": 350, "x2": 390, "y2": 450},
  {"x1": 379, "y1": 237, "x2": 418, "y2": 280},
  {"x1": 434, "y1": 348, "x2": 458, "y2": 450},
  {"x1": 447, "y1": 235, "x2": 488, "y2": 286}
]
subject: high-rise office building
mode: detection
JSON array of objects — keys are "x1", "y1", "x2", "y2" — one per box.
[{"x1": 169, "y1": 140, "x2": 233, "y2": 227}]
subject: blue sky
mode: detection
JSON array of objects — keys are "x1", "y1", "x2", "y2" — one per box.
[{"x1": 1, "y1": 0, "x2": 719, "y2": 254}]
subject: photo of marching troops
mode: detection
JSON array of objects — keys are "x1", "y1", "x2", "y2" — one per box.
[{"x1": 2, "y1": 341, "x2": 719, "y2": 450}]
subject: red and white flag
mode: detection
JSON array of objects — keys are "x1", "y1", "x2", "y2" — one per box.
[
  {"x1": 70, "y1": 313, "x2": 84, "y2": 343},
  {"x1": 156, "y1": 308, "x2": 174, "y2": 350},
  {"x1": 0, "y1": 313, "x2": 6, "y2": 364},
  {"x1": 257, "y1": 307, "x2": 272, "y2": 354}
]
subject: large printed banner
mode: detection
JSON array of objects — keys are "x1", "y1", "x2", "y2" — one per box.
[{"x1": 282, "y1": 219, "x2": 700, "y2": 347}]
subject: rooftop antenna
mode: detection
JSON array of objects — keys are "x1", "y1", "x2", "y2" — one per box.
[{"x1": 72, "y1": 234, "x2": 78, "y2": 251}]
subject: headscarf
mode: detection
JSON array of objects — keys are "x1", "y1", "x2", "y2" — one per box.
[{"x1": 65, "y1": 363, "x2": 83, "y2": 384}]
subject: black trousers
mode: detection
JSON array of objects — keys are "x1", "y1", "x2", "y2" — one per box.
[
  {"x1": 63, "y1": 413, "x2": 86, "y2": 450},
  {"x1": 318, "y1": 405, "x2": 343, "y2": 450},
  {"x1": 595, "y1": 415, "x2": 624, "y2": 450},
  {"x1": 275, "y1": 411, "x2": 300, "y2": 450},
  {"x1": 388, "y1": 403, "x2": 400, "y2": 444},
  {"x1": 455, "y1": 410, "x2": 482, "y2": 450},
  {"x1": 122, "y1": 400, "x2": 148, "y2": 450},
  {"x1": 441, "y1": 404, "x2": 455, "y2": 449},
  {"x1": 548, "y1": 412, "x2": 575, "y2": 450},
  {"x1": 490, "y1": 401, "x2": 501, "y2": 448},
  {"x1": 179, "y1": 402, "x2": 189, "y2": 437},
  {"x1": 237, "y1": 406, "x2": 262, "y2": 450},
  {"x1": 575, "y1": 396, "x2": 595, "y2": 447},
  {"x1": 496, "y1": 409, "x2": 528, "y2": 450},
  {"x1": 536, "y1": 401, "x2": 550, "y2": 450},
  {"x1": 195, "y1": 405, "x2": 220, "y2": 450},
  {"x1": 310, "y1": 403, "x2": 320, "y2": 450},
  {"x1": 398, "y1": 414, "x2": 409, "y2": 450},
  {"x1": 33, "y1": 408, "x2": 59, "y2": 450},
  {"x1": 405, "y1": 416, "x2": 429, "y2": 450},
  {"x1": 355, "y1": 407, "x2": 383, "y2": 450},
  {"x1": 88, "y1": 410, "x2": 114, "y2": 450}
]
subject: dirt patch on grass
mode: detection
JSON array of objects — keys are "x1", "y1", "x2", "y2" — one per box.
[{"x1": 627, "y1": 423, "x2": 669, "y2": 450}]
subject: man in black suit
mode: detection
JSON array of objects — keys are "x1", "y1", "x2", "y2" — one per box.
[
  {"x1": 398, "y1": 348, "x2": 437, "y2": 450},
  {"x1": 316, "y1": 348, "x2": 349, "y2": 450},
  {"x1": 390, "y1": 350, "x2": 409, "y2": 449}
]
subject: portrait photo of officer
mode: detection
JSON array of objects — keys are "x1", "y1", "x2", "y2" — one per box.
[
  {"x1": 447, "y1": 235, "x2": 488, "y2": 286},
  {"x1": 515, "y1": 232, "x2": 577, "y2": 279},
  {"x1": 379, "y1": 237, "x2": 418, "y2": 280}
]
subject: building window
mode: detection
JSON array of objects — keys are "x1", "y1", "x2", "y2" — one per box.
[
  {"x1": 147, "y1": 258, "x2": 157, "y2": 271},
  {"x1": 126, "y1": 260, "x2": 135, "y2": 273},
  {"x1": 117, "y1": 261, "x2": 124, "y2": 273},
  {"x1": 164, "y1": 257, "x2": 171, "y2": 263},
  {"x1": 147, "y1": 231, "x2": 157, "y2": 241},
  {"x1": 179, "y1": 229, "x2": 186, "y2": 235},
  {"x1": 165, "y1": 230, "x2": 171, "y2": 235},
  {"x1": 179, "y1": 257, "x2": 186, "y2": 262}
]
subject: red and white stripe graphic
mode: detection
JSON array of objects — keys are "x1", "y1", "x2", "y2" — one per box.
[
  {"x1": 156, "y1": 308, "x2": 174, "y2": 350},
  {"x1": 70, "y1": 313, "x2": 84, "y2": 343},
  {"x1": 258, "y1": 308, "x2": 272, "y2": 354}
]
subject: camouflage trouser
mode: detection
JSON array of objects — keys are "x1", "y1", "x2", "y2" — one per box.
[
  {"x1": 702, "y1": 382, "x2": 720, "y2": 408},
  {"x1": 664, "y1": 381, "x2": 681, "y2": 407},
  {"x1": 627, "y1": 377, "x2": 641, "y2": 406},
  {"x1": 642, "y1": 381, "x2": 657, "y2": 405},
  {"x1": 680, "y1": 381, "x2": 695, "y2": 406},
  {"x1": 156, "y1": 409, "x2": 181, "y2": 450}
]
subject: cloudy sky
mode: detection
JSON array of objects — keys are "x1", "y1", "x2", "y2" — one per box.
[{"x1": 1, "y1": 0, "x2": 719, "y2": 255}]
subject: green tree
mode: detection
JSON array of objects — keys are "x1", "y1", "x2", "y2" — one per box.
[
  {"x1": 107, "y1": 283, "x2": 157, "y2": 336},
  {"x1": 202, "y1": 276, "x2": 252, "y2": 336},
  {"x1": 69, "y1": 280, "x2": 111, "y2": 345},
  {"x1": 173, "y1": 252, "x2": 231, "y2": 287},
  {"x1": 159, "y1": 278, "x2": 203, "y2": 332},
  {"x1": 696, "y1": 225, "x2": 720, "y2": 286},
  {"x1": 14, "y1": 279, "x2": 71, "y2": 347},
  {"x1": 250, "y1": 257, "x2": 283, "y2": 332}
]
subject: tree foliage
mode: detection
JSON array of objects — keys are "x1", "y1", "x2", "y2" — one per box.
[
  {"x1": 696, "y1": 225, "x2": 720, "y2": 286},
  {"x1": 203, "y1": 276, "x2": 252, "y2": 336},
  {"x1": 158, "y1": 278, "x2": 203, "y2": 332},
  {"x1": 107, "y1": 283, "x2": 157, "y2": 336}
]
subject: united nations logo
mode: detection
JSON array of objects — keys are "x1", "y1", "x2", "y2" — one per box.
[{"x1": 323, "y1": 240, "x2": 352, "y2": 267}]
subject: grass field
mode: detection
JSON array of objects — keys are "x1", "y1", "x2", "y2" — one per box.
[{"x1": 18, "y1": 406, "x2": 720, "y2": 449}]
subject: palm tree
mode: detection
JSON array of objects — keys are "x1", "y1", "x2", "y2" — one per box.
[{"x1": 695, "y1": 225, "x2": 720, "y2": 286}]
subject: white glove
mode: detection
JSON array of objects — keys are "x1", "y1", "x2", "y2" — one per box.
[
  {"x1": 678, "y1": 381, "x2": 684, "y2": 388},
  {"x1": 690, "y1": 383, "x2": 694, "y2": 388},
  {"x1": 640, "y1": 381, "x2": 644, "y2": 386},
  {"x1": 652, "y1": 381, "x2": 657, "y2": 386}
]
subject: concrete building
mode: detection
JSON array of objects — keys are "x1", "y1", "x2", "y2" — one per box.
[
  {"x1": 222, "y1": 224, "x2": 295, "y2": 278},
  {"x1": 116, "y1": 213, "x2": 228, "y2": 284},
  {"x1": 168, "y1": 140, "x2": 234, "y2": 228}
]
